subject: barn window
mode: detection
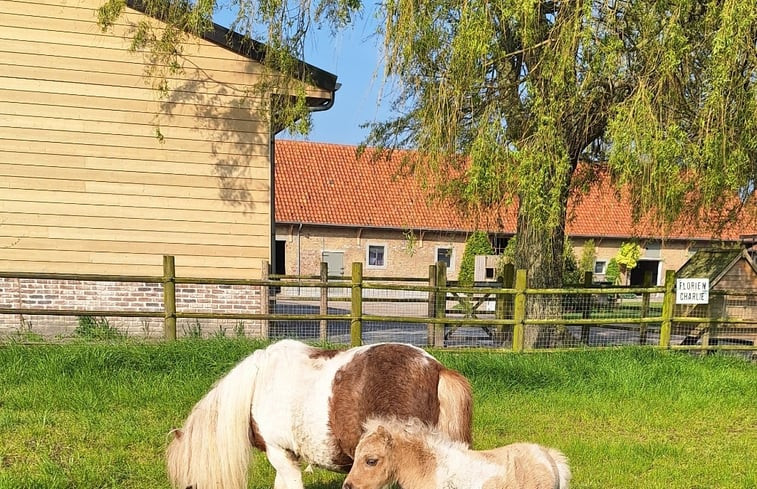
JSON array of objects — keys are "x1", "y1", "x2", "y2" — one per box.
[
  {"x1": 435, "y1": 247, "x2": 454, "y2": 270},
  {"x1": 491, "y1": 235, "x2": 510, "y2": 255},
  {"x1": 367, "y1": 244, "x2": 386, "y2": 268}
]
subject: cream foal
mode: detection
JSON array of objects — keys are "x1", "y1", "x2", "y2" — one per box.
[{"x1": 343, "y1": 417, "x2": 571, "y2": 489}]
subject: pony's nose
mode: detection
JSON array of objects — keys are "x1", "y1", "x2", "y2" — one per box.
[{"x1": 343, "y1": 482, "x2": 353, "y2": 489}]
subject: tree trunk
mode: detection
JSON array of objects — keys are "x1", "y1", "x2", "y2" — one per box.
[{"x1": 514, "y1": 179, "x2": 573, "y2": 348}]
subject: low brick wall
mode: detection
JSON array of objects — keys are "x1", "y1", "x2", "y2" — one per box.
[{"x1": 0, "y1": 278, "x2": 264, "y2": 339}]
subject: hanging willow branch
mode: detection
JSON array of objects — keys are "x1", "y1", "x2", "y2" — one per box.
[{"x1": 97, "y1": 0, "x2": 360, "y2": 133}]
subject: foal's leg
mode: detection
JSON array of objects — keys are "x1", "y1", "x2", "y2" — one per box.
[{"x1": 267, "y1": 445, "x2": 304, "y2": 489}]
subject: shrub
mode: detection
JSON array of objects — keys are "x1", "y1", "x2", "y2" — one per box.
[
  {"x1": 579, "y1": 239, "x2": 597, "y2": 273},
  {"x1": 563, "y1": 238, "x2": 581, "y2": 285},
  {"x1": 458, "y1": 231, "x2": 494, "y2": 286},
  {"x1": 495, "y1": 236, "x2": 518, "y2": 279},
  {"x1": 606, "y1": 258, "x2": 621, "y2": 284},
  {"x1": 74, "y1": 316, "x2": 123, "y2": 340},
  {"x1": 616, "y1": 241, "x2": 642, "y2": 270}
]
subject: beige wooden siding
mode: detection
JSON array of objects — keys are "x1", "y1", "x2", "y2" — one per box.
[
  {"x1": 0, "y1": 0, "x2": 325, "y2": 278},
  {"x1": 715, "y1": 260, "x2": 757, "y2": 290}
]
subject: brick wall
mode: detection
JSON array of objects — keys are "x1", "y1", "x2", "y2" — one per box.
[
  {"x1": 0, "y1": 278, "x2": 263, "y2": 339},
  {"x1": 571, "y1": 237, "x2": 693, "y2": 285},
  {"x1": 276, "y1": 225, "x2": 698, "y2": 285},
  {"x1": 277, "y1": 225, "x2": 468, "y2": 280}
]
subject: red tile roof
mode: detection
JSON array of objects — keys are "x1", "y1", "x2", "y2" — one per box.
[{"x1": 275, "y1": 140, "x2": 756, "y2": 241}]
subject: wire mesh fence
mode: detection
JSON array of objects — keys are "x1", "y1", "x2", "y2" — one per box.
[
  {"x1": 266, "y1": 266, "x2": 756, "y2": 357},
  {"x1": 672, "y1": 290, "x2": 757, "y2": 349},
  {"x1": 2, "y1": 257, "x2": 756, "y2": 357},
  {"x1": 268, "y1": 274, "x2": 433, "y2": 345}
]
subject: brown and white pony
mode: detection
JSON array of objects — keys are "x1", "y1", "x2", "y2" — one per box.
[
  {"x1": 344, "y1": 417, "x2": 571, "y2": 489},
  {"x1": 166, "y1": 339, "x2": 472, "y2": 489}
]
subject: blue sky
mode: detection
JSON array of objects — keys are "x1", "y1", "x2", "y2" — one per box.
[
  {"x1": 214, "y1": 10, "x2": 391, "y2": 146},
  {"x1": 291, "y1": 18, "x2": 392, "y2": 146}
]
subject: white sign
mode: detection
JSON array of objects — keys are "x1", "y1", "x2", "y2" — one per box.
[{"x1": 676, "y1": 278, "x2": 710, "y2": 304}]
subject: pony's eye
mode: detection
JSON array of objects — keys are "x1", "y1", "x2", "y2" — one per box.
[{"x1": 365, "y1": 458, "x2": 378, "y2": 467}]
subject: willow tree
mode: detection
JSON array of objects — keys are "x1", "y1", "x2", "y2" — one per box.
[
  {"x1": 377, "y1": 1, "x2": 755, "y2": 260},
  {"x1": 368, "y1": 0, "x2": 756, "y2": 346},
  {"x1": 102, "y1": 0, "x2": 756, "y2": 345}
]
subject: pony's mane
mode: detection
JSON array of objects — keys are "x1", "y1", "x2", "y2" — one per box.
[{"x1": 362, "y1": 416, "x2": 468, "y2": 451}]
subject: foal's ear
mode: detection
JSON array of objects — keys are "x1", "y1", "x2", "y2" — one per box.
[
  {"x1": 169, "y1": 428, "x2": 184, "y2": 440},
  {"x1": 376, "y1": 426, "x2": 393, "y2": 447}
]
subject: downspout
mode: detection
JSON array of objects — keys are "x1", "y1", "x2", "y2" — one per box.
[
  {"x1": 297, "y1": 223, "x2": 303, "y2": 277},
  {"x1": 297, "y1": 222, "x2": 303, "y2": 295},
  {"x1": 269, "y1": 134, "x2": 277, "y2": 276}
]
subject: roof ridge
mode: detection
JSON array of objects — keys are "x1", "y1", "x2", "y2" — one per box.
[
  {"x1": 277, "y1": 139, "x2": 363, "y2": 151},
  {"x1": 277, "y1": 139, "x2": 421, "y2": 159}
]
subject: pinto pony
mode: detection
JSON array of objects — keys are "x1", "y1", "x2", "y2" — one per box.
[
  {"x1": 344, "y1": 417, "x2": 571, "y2": 489},
  {"x1": 166, "y1": 340, "x2": 472, "y2": 489}
]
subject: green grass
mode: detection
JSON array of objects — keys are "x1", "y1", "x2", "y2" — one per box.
[{"x1": 0, "y1": 340, "x2": 755, "y2": 489}]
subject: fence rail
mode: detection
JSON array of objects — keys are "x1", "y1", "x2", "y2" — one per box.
[{"x1": 1, "y1": 256, "x2": 755, "y2": 354}]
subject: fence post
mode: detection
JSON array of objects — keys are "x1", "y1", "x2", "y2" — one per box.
[
  {"x1": 497, "y1": 264, "x2": 515, "y2": 320},
  {"x1": 260, "y1": 260, "x2": 270, "y2": 340},
  {"x1": 495, "y1": 274, "x2": 505, "y2": 325},
  {"x1": 659, "y1": 270, "x2": 675, "y2": 348},
  {"x1": 639, "y1": 271, "x2": 652, "y2": 345},
  {"x1": 427, "y1": 264, "x2": 438, "y2": 347},
  {"x1": 512, "y1": 269, "x2": 527, "y2": 352},
  {"x1": 162, "y1": 255, "x2": 176, "y2": 340},
  {"x1": 320, "y1": 262, "x2": 329, "y2": 342},
  {"x1": 580, "y1": 271, "x2": 593, "y2": 344},
  {"x1": 350, "y1": 262, "x2": 363, "y2": 347},
  {"x1": 434, "y1": 262, "x2": 447, "y2": 347}
]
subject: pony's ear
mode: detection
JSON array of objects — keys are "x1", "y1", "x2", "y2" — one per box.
[
  {"x1": 376, "y1": 425, "x2": 393, "y2": 447},
  {"x1": 170, "y1": 428, "x2": 184, "y2": 440}
]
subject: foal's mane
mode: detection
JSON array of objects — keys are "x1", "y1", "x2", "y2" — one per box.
[{"x1": 362, "y1": 416, "x2": 468, "y2": 452}]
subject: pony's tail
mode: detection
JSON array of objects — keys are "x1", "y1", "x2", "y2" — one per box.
[
  {"x1": 166, "y1": 349, "x2": 264, "y2": 489},
  {"x1": 437, "y1": 367, "x2": 473, "y2": 446},
  {"x1": 548, "y1": 448, "x2": 572, "y2": 489}
]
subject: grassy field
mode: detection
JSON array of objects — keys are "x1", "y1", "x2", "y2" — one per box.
[{"x1": 0, "y1": 339, "x2": 755, "y2": 489}]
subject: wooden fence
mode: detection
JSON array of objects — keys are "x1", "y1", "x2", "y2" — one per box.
[{"x1": 1, "y1": 256, "x2": 756, "y2": 353}]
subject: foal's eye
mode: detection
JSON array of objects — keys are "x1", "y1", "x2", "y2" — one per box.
[{"x1": 365, "y1": 458, "x2": 378, "y2": 467}]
